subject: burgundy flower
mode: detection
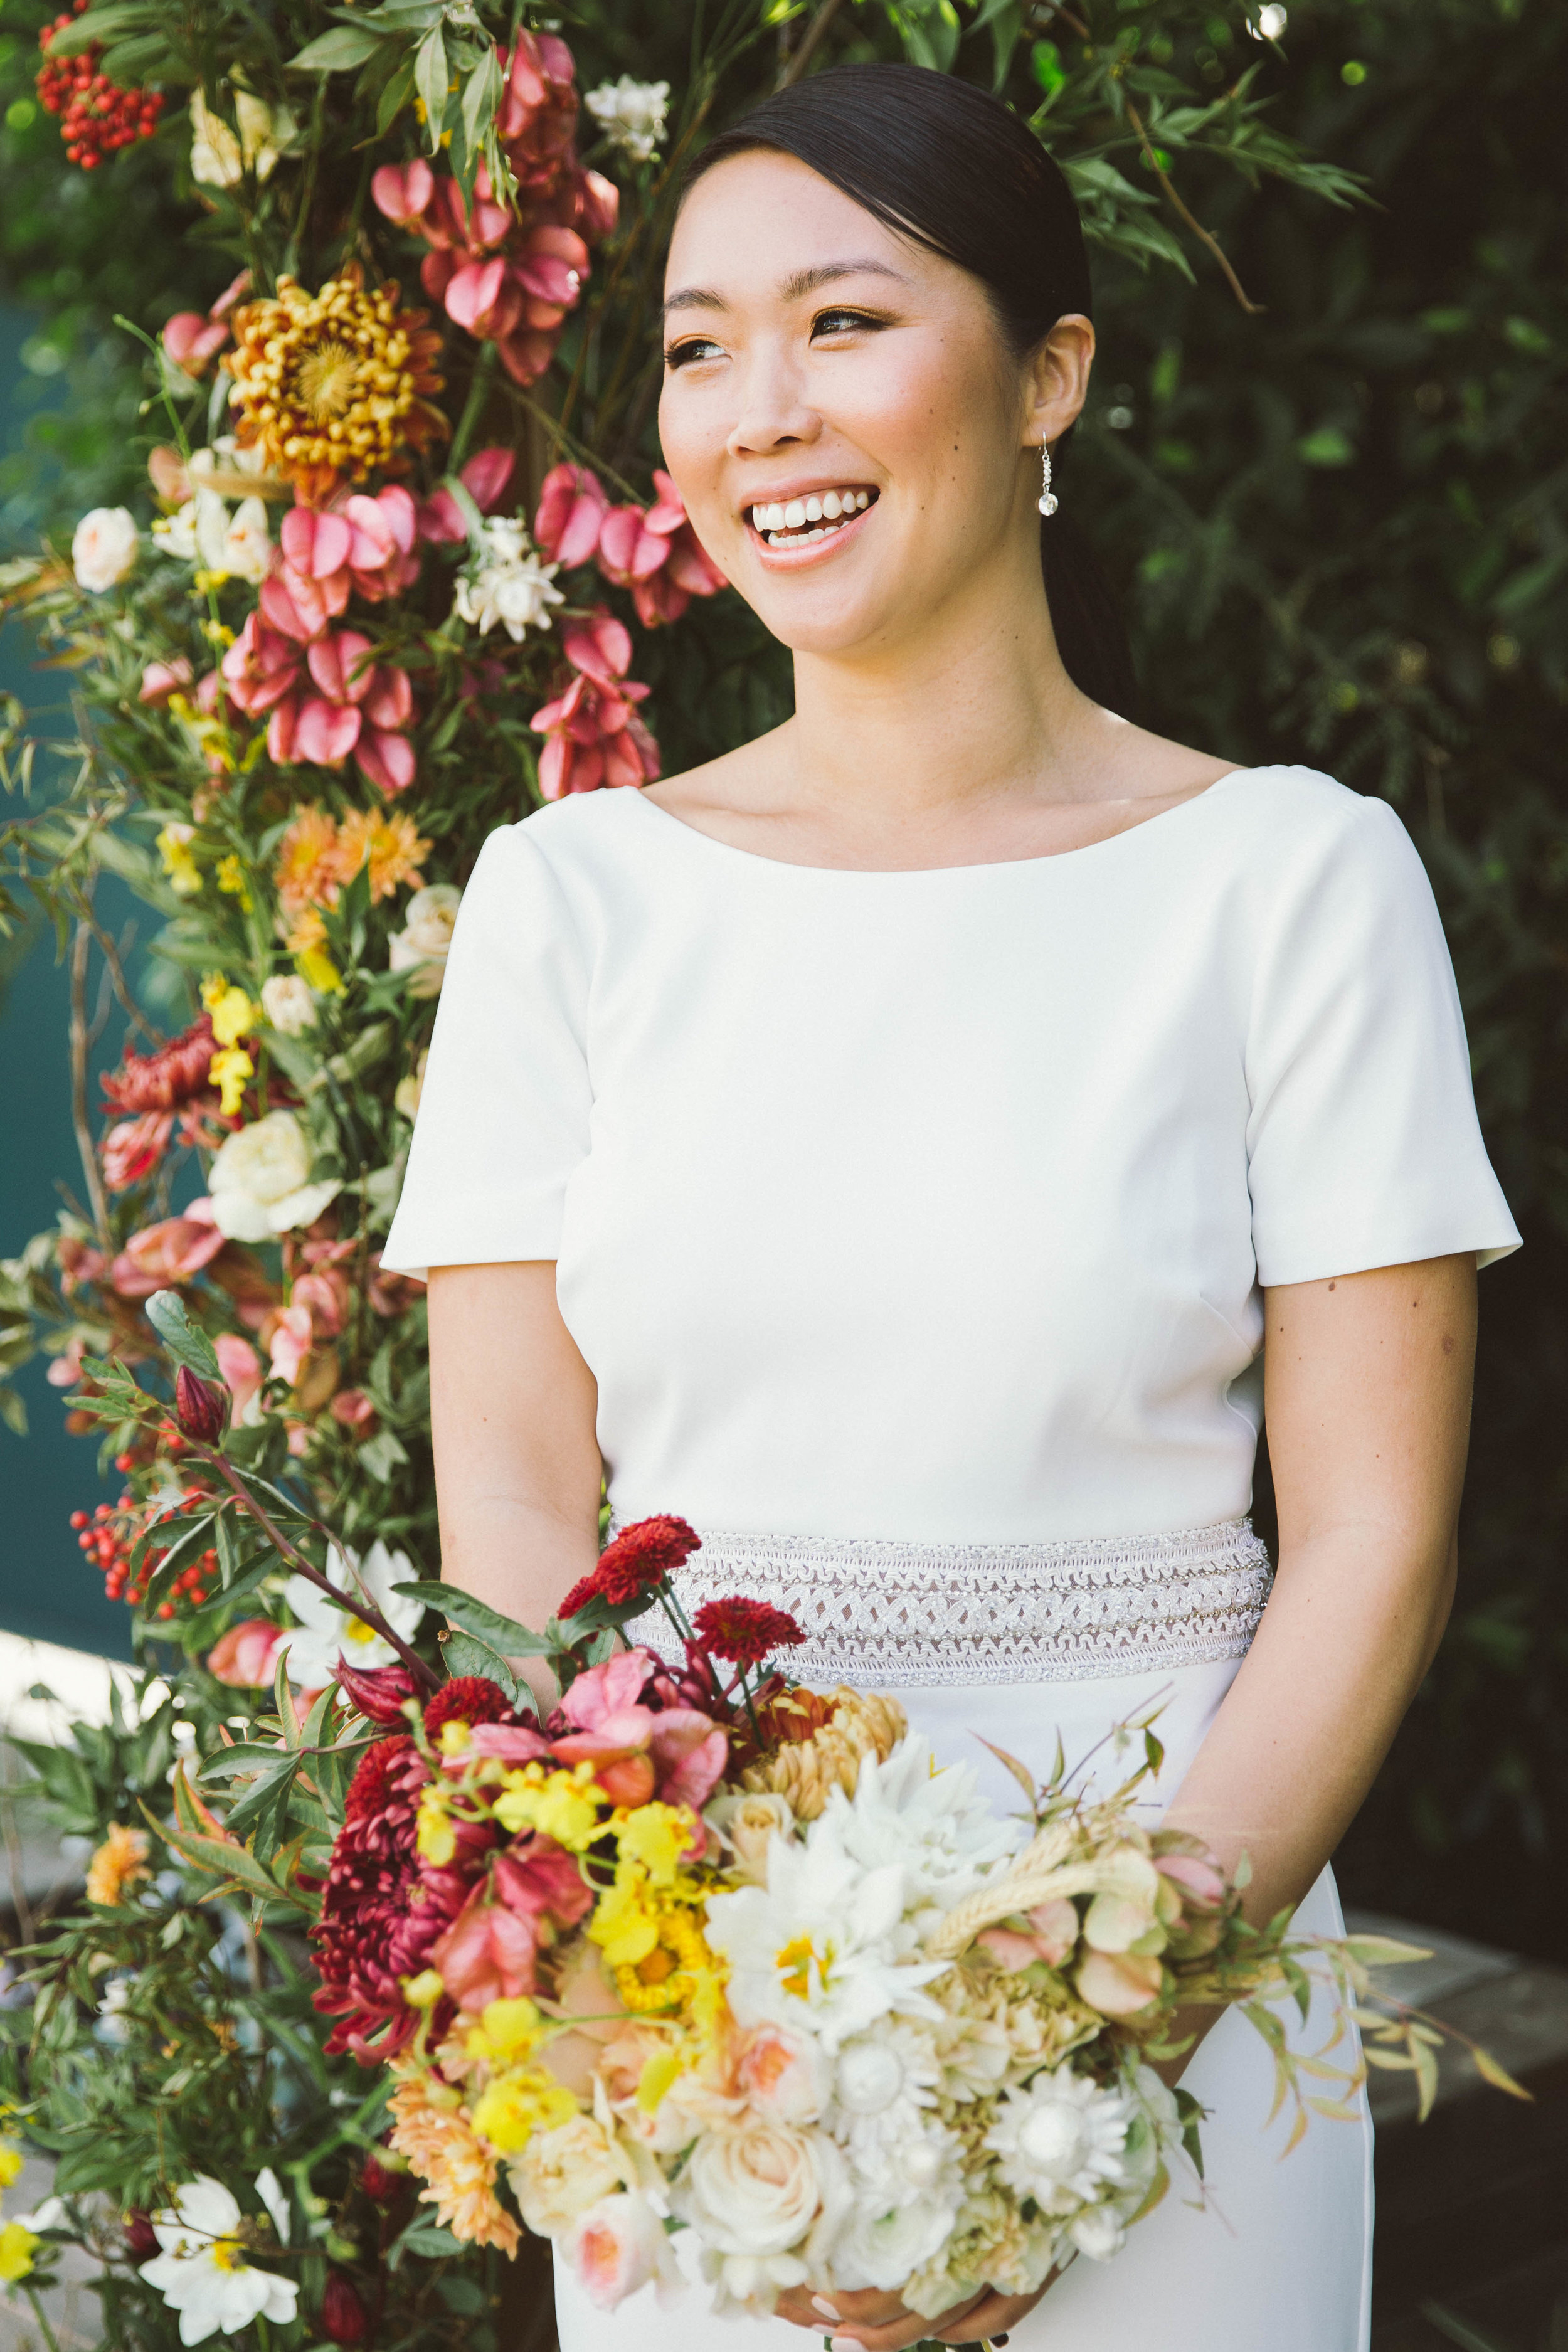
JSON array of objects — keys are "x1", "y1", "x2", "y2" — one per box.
[
  {"x1": 335, "y1": 1658, "x2": 420, "y2": 1727},
  {"x1": 358, "y1": 2153, "x2": 403, "y2": 2204},
  {"x1": 423, "y1": 1675, "x2": 517, "y2": 1742},
  {"x1": 101, "y1": 1016, "x2": 217, "y2": 1114},
  {"x1": 320, "y1": 2271, "x2": 368, "y2": 2348},
  {"x1": 591, "y1": 1516, "x2": 701, "y2": 1608},
  {"x1": 174, "y1": 1364, "x2": 227, "y2": 1445},
  {"x1": 310, "y1": 1737, "x2": 480, "y2": 2061},
  {"x1": 123, "y1": 2210, "x2": 159, "y2": 2261},
  {"x1": 691, "y1": 1596, "x2": 807, "y2": 1668}
]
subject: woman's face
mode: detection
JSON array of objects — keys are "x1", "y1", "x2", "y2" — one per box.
[{"x1": 659, "y1": 149, "x2": 1087, "y2": 660}]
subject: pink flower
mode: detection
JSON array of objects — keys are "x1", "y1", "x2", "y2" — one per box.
[
  {"x1": 561, "y1": 610, "x2": 632, "y2": 689},
  {"x1": 595, "y1": 504, "x2": 670, "y2": 588},
  {"x1": 267, "y1": 1303, "x2": 314, "y2": 1387},
  {"x1": 109, "y1": 1213, "x2": 228, "y2": 1298},
  {"x1": 977, "y1": 1897, "x2": 1080, "y2": 1973},
  {"x1": 139, "y1": 657, "x2": 193, "y2": 705},
  {"x1": 549, "y1": 1651, "x2": 728, "y2": 1813},
  {"x1": 215, "y1": 1332, "x2": 263, "y2": 1418},
  {"x1": 342, "y1": 487, "x2": 421, "y2": 600},
  {"x1": 531, "y1": 672, "x2": 659, "y2": 799},
  {"x1": 566, "y1": 2195, "x2": 667, "y2": 2311},
  {"x1": 208, "y1": 1618, "x2": 287, "y2": 1687},
  {"x1": 330, "y1": 1387, "x2": 377, "y2": 1430},
  {"x1": 371, "y1": 157, "x2": 435, "y2": 227},
  {"x1": 431, "y1": 1882, "x2": 541, "y2": 2007},
  {"x1": 221, "y1": 611, "x2": 303, "y2": 712},
  {"x1": 1074, "y1": 1949, "x2": 1163, "y2": 2016},
  {"x1": 496, "y1": 32, "x2": 578, "y2": 182},
  {"x1": 102, "y1": 1110, "x2": 175, "y2": 1191},
  {"x1": 535, "y1": 462, "x2": 610, "y2": 568},
  {"x1": 267, "y1": 627, "x2": 416, "y2": 790},
  {"x1": 416, "y1": 447, "x2": 517, "y2": 544},
  {"x1": 494, "y1": 1841, "x2": 594, "y2": 1928},
  {"x1": 160, "y1": 270, "x2": 252, "y2": 381}
]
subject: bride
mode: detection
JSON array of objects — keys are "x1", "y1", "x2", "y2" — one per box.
[{"x1": 381, "y1": 61, "x2": 1518, "y2": 2352}]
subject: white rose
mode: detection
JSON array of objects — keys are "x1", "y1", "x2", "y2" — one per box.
[
  {"x1": 208, "y1": 1108, "x2": 341, "y2": 1241},
  {"x1": 388, "y1": 883, "x2": 462, "y2": 998},
  {"x1": 673, "y1": 2121, "x2": 837, "y2": 2260},
  {"x1": 260, "y1": 974, "x2": 318, "y2": 1037},
  {"x1": 707, "y1": 1790, "x2": 795, "y2": 1886},
  {"x1": 511, "y1": 2116, "x2": 622, "y2": 2240},
  {"x1": 72, "y1": 507, "x2": 140, "y2": 592}
]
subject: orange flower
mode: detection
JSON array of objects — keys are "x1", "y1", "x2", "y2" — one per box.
[
  {"x1": 337, "y1": 808, "x2": 430, "y2": 904},
  {"x1": 275, "y1": 805, "x2": 344, "y2": 925},
  {"x1": 225, "y1": 263, "x2": 447, "y2": 503},
  {"x1": 388, "y1": 2069, "x2": 521, "y2": 2256},
  {"x1": 85, "y1": 1821, "x2": 150, "y2": 1907}
]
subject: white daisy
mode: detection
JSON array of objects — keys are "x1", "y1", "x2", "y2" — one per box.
[
  {"x1": 278, "y1": 1539, "x2": 424, "y2": 1689},
  {"x1": 138, "y1": 2176, "x2": 299, "y2": 2346}
]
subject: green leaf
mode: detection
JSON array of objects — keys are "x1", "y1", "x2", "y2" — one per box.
[
  {"x1": 1297, "y1": 425, "x2": 1355, "y2": 467},
  {"x1": 438, "y1": 1630, "x2": 521, "y2": 1703},
  {"x1": 287, "y1": 24, "x2": 386, "y2": 71},
  {"x1": 144, "y1": 1290, "x2": 222, "y2": 1382},
  {"x1": 414, "y1": 26, "x2": 450, "y2": 153},
  {"x1": 376, "y1": 52, "x2": 420, "y2": 136},
  {"x1": 358, "y1": 1428, "x2": 410, "y2": 1485},
  {"x1": 36, "y1": 4, "x2": 149, "y2": 58},
  {"x1": 393, "y1": 1580, "x2": 553, "y2": 1657}
]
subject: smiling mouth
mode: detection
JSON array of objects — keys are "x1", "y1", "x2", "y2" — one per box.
[{"x1": 748, "y1": 487, "x2": 878, "y2": 549}]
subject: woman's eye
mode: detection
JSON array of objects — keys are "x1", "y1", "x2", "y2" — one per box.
[
  {"x1": 665, "y1": 336, "x2": 724, "y2": 369},
  {"x1": 812, "y1": 308, "x2": 882, "y2": 338}
]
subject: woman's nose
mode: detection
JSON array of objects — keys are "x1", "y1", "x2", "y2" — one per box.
[{"x1": 726, "y1": 357, "x2": 824, "y2": 459}]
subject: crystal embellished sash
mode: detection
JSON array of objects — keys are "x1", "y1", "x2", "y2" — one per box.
[{"x1": 623, "y1": 1518, "x2": 1274, "y2": 1689}]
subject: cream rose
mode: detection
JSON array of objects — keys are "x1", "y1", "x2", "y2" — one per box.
[
  {"x1": 566, "y1": 2193, "x2": 671, "y2": 2311},
  {"x1": 208, "y1": 1109, "x2": 341, "y2": 1241},
  {"x1": 673, "y1": 2121, "x2": 833, "y2": 2259},
  {"x1": 511, "y1": 2116, "x2": 622, "y2": 2240},
  {"x1": 388, "y1": 884, "x2": 462, "y2": 998},
  {"x1": 72, "y1": 507, "x2": 139, "y2": 592},
  {"x1": 736, "y1": 2025, "x2": 829, "y2": 2126},
  {"x1": 260, "y1": 974, "x2": 318, "y2": 1036},
  {"x1": 706, "y1": 1790, "x2": 794, "y2": 1886}
]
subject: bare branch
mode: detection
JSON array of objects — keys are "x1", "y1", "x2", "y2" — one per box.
[
  {"x1": 68, "y1": 919, "x2": 112, "y2": 1252},
  {"x1": 1124, "y1": 98, "x2": 1264, "y2": 316}
]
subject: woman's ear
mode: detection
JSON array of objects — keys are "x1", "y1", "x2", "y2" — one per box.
[{"x1": 1025, "y1": 313, "x2": 1095, "y2": 449}]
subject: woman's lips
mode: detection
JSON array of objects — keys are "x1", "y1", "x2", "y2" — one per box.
[{"x1": 744, "y1": 487, "x2": 879, "y2": 565}]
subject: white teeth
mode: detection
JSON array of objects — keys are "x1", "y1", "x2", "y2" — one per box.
[
  {"x1": 783, "y1": 499, "x2": 807, "y2": 528},
  {"x1": 755, "y1": 489, "x2": 877, "y2": 547},
  {"x1": 855, "y1": 489, "x2": 869, "y2": 509},
  {"x1": 804, "y1": 495, "x2": 823, "y2": 522},
  {"x1": 822, "y1": 490, "x2": 842, "y2": 520}
]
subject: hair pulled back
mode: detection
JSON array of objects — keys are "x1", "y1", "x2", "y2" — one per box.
[{"x1": 681, "y1": 63, "x2": 1138, "y2": 719}]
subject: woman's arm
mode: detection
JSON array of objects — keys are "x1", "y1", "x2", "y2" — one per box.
[
  {"x1": 426, "y1": 1260, "x2": 603, "y2": 1712},
  {"x1": 1160, "y1": 1249, "x2": 1475, "y2": 1936},
  {"x1": 804, "y1": 1251, "x2": 1478, "y2": 2351}
]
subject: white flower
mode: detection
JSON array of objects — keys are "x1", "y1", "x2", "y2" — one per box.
[
  {"x1": 736, "y1": 2023, "x2": 830, "y2": 2127},
  {"x1": 253, "y1": 2169, "x2": 289, "y2": 2246},
  {"x1": 832, "y1": 2020, "x2": 941, "y2": 2152},
  {"x1": 512, "y1": 2116, "x2": 622, "y2": 2240},
  {"x1": 394, "y1": 1048, "x2": 427, "y2": 1123},
  {"x1": 219, "y1": 497, "x2": 273, "y2": 584},
  {"x1": 189, "y1": 90, "x2": 292, "y2": 188},
  {"x1": 260, "y1": 974, "x2": 318, "y2": 1037},
  {"x1": 72, "y1": 507, "x2": 139, "y2": 592},
  {"x1": 983, "y1": 2069, "x2": 1135, "y2": 2215},
  {"x1": 832, "y1": 2153, "x2": 961, "y2": 2296},
  {"x1": 585, "y1": 77, "x2": 670, "y2": 164},
  {"x1": 825, "y1": 1735, "x2": 1026, "y2": 1914},
  {"x1": 1066, "y1": 2201, "x2": 1126, "y2": 2262},
  {"x1": 453, "y1": 518, "x2": 563, "y2": 641},
  {"x1": 278, "y1": 1539, "x2": 425, "y2": 1689},
  {"x1": 672, "y1": 2122, "x2": 847, "y2": 2314},
  {"x1": 152, "y1": 502, "x2": 201, "y2": 563},
  {"x1": 138, "y1": 2176, "x2": 299, "y2": 2346},
  {"x1": 706, "y1": 1789, "x2": 796, "y2": 1885},
  {"x1": 208, "y1": 1109, "x2": 341, "y2": 1242},
  {"x1": 388, "y1": 882, "x2": 462, "y2": 998},
  {"x1": 566, "y1": 2191, "x2": 675, "y2": 2311}
]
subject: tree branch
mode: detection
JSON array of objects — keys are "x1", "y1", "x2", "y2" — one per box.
[
  {"x1": 68, "y1": 919, "x2": 112, "y2": 1252},
  {"x1": 1124, "y1": 98, "x2": 1264, "y2": 316},
  {"x1": 777, "y1": 0, "x2": 845, "y2": 88}
]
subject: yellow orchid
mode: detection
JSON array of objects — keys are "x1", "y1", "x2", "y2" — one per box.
[
  {"x1": 208, "y1": 1045, "x2": 253, "y2": 1117},
  {"x1": 157, "y1": 822, "x2": 201, "y2": 896},
  {"x1": 469, "y1": 2064, "x2": 577, "y2": 2154},
  {"x1": 415, "y1": 1784, "x2": 457, "y2": 1868},
  {"x1": 0, "y1": 2220, "x2": 37, "y2": 2284},
  {"x1": 493, "y1": 1765, "x2": 601, "y2": 1851},
  {"x1": 201, "y1": 974, "x2": 259, "y2": 1046}
]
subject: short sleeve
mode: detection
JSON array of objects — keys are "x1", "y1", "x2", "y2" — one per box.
[
  {"x1": 380, "y1": 825, "x2": 591, "y2": 1279},
  {"x1": 1246, "y1": 793, "x2": 1520, "y2": 1287}
]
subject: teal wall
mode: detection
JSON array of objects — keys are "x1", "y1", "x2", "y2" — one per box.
[{"x1": 0, "y1": 298, "x2": 134, "y2": 1658}]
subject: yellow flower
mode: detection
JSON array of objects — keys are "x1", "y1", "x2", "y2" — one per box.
[
  {"x1": 208, "y1": 1046, "x2": 254, "y2": 1118},
  {"x1": 387, "y1": 2068, "x2": 519, "y2": 2255},
  {"x1": 295, "y1": 942, "x2": 344, "y2": 995},
  {"x1": 493, "y1": 1767, "x2": 601, "y2": 1851},
  {"x1": 215, "y1": 852, "x2": 252, "y2": 910},
  {"x1": 0, "y1": 2220, "x2": 37, "y2": 2283},
  {"x1": 201, "y1": 975, "x2": 259, "y2": 1047},
  {"x1": 157, "y1": 822, "x2": 201, "y2": 896},
  {"x1": 614, "y1": 1803, "x2": 692, "y2": 1888},
  {"x1": 225, "y1": 263, "x2": 447, "y2": 502},
  {"x1": 469, "y1": 2065, "x2": 578, "y2": 2154},
  {"x1": 0, "y1": 2144, "x2": 23, "y2": 2191},
  {"x1": 587, "y1": 1870, "x2": 660, "y2": 1969},
  {"x1": 402, "y1": 1969, "x2": 446, "y2": 2010},
  {"x1": 85, "y1": 1821, "x2": 150, "y2": 1907},
  {"x1": 337, "y1": 807, "x2": 430, "y2": 905},
  {"x1": 415, "y1": 1786, "x2": 457, "y2": 1868},
  {"x1": 465, "y1": 1997, "x2": 543, "y2": 2065}
]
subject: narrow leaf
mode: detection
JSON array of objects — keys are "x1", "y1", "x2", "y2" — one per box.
[
  {"x1": 391, "y1": 1579, "x2": 552, "y2": 1656},
  {"x1": 287, "y1": 24, "x2": 384, "y2": 70}
]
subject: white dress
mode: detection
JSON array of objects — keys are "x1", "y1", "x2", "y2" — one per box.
[{"x1": 382, "y1": 765, "x2": 1519, "y2": 2352}]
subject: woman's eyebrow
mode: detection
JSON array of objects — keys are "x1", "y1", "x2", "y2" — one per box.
[{"x1": 662, "y1": 258, "x2": 909, "y2": 322}]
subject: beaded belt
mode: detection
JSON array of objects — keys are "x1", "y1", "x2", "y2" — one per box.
[{"x1": 623, "y1": 1517, "x2": 1274, "y2": 1689}]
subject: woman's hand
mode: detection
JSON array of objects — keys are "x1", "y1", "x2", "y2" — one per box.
[{"x1": 773, "y1": 2272, "x2": 1062, "y2": 2348}]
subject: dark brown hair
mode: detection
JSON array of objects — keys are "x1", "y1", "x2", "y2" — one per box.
[{"x1": 681, "y1": 63, "x2": 1138, "y2": 719}]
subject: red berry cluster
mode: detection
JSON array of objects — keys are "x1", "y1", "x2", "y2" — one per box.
[
  {"x1": 70, "y1": 1498, "x2": 216, "y2": 1614},
  {"x1": 37, "y1": 1, "x2": 162, "y2": 169}
]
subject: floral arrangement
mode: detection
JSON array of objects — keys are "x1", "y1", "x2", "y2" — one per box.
[{"x1": 0, "y1": 4, "x2": 1389, "y2": 2347}]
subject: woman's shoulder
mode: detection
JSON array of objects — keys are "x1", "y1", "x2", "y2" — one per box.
[
  {"x1": 474, "y1": 785, "x2": 655, "y2": 888},
  {"x1": 1200, "y1": 762, "x2": 1416, "y2": 886}
]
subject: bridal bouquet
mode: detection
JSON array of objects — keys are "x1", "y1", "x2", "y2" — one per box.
[{"x1": 307, "y1": 1514, "x2": 1491, "y2": 2321}]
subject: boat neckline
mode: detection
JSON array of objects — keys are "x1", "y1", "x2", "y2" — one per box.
[{"x1": 624, "y1": 763, "x2": 1263, "y2": 877}]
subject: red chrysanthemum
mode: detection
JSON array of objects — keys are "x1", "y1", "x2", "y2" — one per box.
[
  {"x1": 593, "y1": 1515, "x2": 701, "y2": 1608},
  {"x1": 691, "y1": 1596, "x2": 807, "y2": 1668},
  {"x1": 313, "y1": 1736, "x2": 479, "y2": 2060},
  {"x1": 100, "y1": 1015, "x2": 218, "y2": 1114},
  {"x1": 423, "y1": 1676, "x2": 516, "y2": 1741}
]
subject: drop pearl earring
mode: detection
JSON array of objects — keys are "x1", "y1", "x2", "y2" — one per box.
[{"x1": 1037, "y1": 445, "x2": 1058, "y2": 518}]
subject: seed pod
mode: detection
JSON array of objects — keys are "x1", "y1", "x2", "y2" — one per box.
[{"x1": 173, "y1": 1363, "x2": 228, "y2": 1445}]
